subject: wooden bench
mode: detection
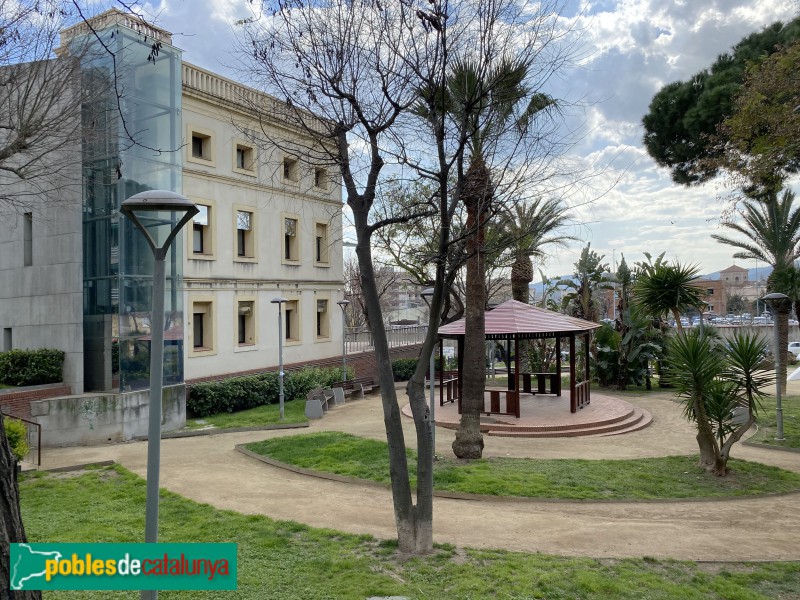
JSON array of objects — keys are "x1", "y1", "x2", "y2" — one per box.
[
  {"x1": 351, "y1": 376, "x2": 380, "y2": 399},
  {"x1": 330, "y1": 380, "x2": 355, "y2": 398},
  {"x1": 305, "y1": 387, "x2": 329, "y2": 419}
]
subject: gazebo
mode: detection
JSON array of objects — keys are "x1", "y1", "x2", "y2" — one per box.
[{"x1": 435, "y1": 299, "x2": 601, "y2": 416}]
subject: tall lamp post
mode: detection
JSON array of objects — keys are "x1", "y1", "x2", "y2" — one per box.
[
  {"x1": 420, "y1": 287, "x2": 436, "y2": 457},
  {"x1": 120, "y1": 191, "x2": 198, "y2": 600},
  {"x1": 336, "y1": 299, "x2": 350, "y2": 381},
  {"x1": 763, "y1": 292, "x2": 788, "y2": 441},
  {"x1": 271, "y1": 297, "x2": 288, "y2": 420}
]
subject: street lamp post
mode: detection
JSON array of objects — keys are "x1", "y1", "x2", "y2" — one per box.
[
  {"x1": 120, "y1": 191, "x2": 198, "y2": 600},
  {"x1": 271, "y1": 298, "x2": 288, "y2": 420},
  {"x1": 763, "y1": 292, "x2": 788, "y2": 441},
  {"x1": 336, "y1": 299, "x2": 350, "y2": 382},
  {"x1": 420, "y1": 287, "x2": 436, "y2": 457}
]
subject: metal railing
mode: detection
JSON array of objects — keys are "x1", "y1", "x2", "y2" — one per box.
[{"x1": 345, "y1": 325, "x2": 428, "y2": 355}]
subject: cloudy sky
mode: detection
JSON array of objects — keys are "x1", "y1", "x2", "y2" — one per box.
[{"x1": 138, "y1": 0, "x2": 798, "y2": 280}]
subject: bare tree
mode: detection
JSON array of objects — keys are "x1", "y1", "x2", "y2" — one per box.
[
  {"x1": 242, "y1": 0, "x2": 581, "y2": 553},
  {"x1": 0, "y1": 3, "x2": 85, "y2": 218},
  {"x1": 344, "y1": 254, "x2": 400, "y2": 330}
]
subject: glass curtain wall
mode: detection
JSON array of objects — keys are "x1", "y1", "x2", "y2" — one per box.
[{"x1": 79, "y1": 23, "x2": 183, "y2": 391}]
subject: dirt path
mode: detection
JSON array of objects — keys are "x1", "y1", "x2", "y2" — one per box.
[{"x1": 40, "y1": 387, "x2": 800, "y2": 561}]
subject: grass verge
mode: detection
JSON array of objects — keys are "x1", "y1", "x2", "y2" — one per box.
[
  {"x1": 18, "y1": 466, "x2": 800, "y2": 599},
  {"x1": 747, "y1": 394, "x2": 800, "y2": 450},
  {"x1": 245, "y1": 432, "x2": 800, "y2": 500},
  {"x1": 185, "y1": 398, "x2": 307, "y2": 430}
]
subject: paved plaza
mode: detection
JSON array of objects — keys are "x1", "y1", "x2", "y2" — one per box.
[{"x1": 39, "y1": 383, "x2": 800, "y2": 561}]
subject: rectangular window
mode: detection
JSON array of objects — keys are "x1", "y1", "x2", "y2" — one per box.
[
  {"x1": 314, "y1": 167, "x2": 328, "y2": 190},
  {"x1": 237, "y1": 301, "x2": 255, "y2": 346},
  {"x1": 314, "y1": 222, "x2": 328, "y2": 264},
  {"x1": 191, "y1": 205, "x2": 211, "y2": 257},
  {"x1": 187, "y1": 126, "x2": 216, "y2": 166},
  {"x1": 235, "y1": 144, "x2": 254, "y2": 171},
  {"x1": 23, "y1": 212, "x2": 32, "y2": 267},
  {"x1": 316, "y1": 299, "x2": 329, "y2": 338},
  {"x1": 283, "y1": 157, "x2": 299, "y2": 182},
  {"x1": 285, "y1": 300, "x2": 299, "y2": 342},
  {"x1": 284, "y1": 217, "x2": 298, "y2": 261},
  {"x1": 236, "y1": 210, "x2": 254, "y2": 258},
  {"x1": 193, "y1": 313, "x2": 204, "y2": 348},
  {"x1": 3, "y1": 328, "x2": 11, "y2": 352},
  {"x1": 191, "y1": 301, "x2": 214, "y2": 352},
  {"x1": 191, "y1": 133, "x2": 211, "y2": 160},
  {"x1": 707, "y1": 288, "x2": 714, "y2": 295}
]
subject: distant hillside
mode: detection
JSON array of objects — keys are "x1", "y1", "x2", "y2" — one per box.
[{"x1": 531, "y1": 265, "x2": 773, "y2": 293}]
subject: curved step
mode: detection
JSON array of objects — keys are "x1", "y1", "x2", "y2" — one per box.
[{"x1": 486, "y1": 408, "x2": 651, "y2": 438}]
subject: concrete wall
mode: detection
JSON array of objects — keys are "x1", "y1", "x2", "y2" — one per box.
[
  {"x1": 0, "y1": 61, "x2": 84, "y2": 393},
  {"x1": 30, "y1": 384, "x2": 185, "y2": 446}
]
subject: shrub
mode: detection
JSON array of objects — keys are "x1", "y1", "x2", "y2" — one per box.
[
  {"x1": 0, "y1": 349, "x2": 64, "y2": 386},
  {"x1": 3, "y1": 417, "x2": 30, "y2": 462},
  {"x1": 392, "y1": 358, "x2": 418, "y2": 381},
  {"x1": 187, "y1": 366, "x2": 344, "y2": 417}
]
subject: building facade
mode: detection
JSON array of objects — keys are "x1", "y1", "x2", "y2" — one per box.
[{"x1": 0, "y1": 10, "x2": 345, "y2": 429}]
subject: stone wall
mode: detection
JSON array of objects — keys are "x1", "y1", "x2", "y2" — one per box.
[{"x1": 30, "y1": 384, "x2": 185, "y2": 447}]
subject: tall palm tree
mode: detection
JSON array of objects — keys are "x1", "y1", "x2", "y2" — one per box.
[
  {"x1": 445, "y1": 57, "x2": 555, "y2": 459},
  {"x1": 633, "y1": 261, "x2": 706, "y2": 334},
  {"x1": 500, "y1": 197, "x2": 575, "y2": 303},
  {"x1": 712, "y1": 189, "x2": 800, "y2": 383}
]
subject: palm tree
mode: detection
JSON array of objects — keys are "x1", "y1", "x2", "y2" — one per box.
[
  {"x1": 712, "y1": 189, "x2": 800, "y2": 383},
  {"x1": 633, "y1": 261, "x2": 706, "y2": 334},
  {"x1": 560, "y1": 244, "x2": 611, "y2": 322},
  {"x1": 444, "y1": 57, "x2": 555, "y2": 459},
  {"x1": 498, "y1": 197, "x2": 575, "y2": 303}
]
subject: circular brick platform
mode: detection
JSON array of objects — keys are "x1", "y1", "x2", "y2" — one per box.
[{"x1": 402, "y1": 390, "x2": 652, "y2": 437}]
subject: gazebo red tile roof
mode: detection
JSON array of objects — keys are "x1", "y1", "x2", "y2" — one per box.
[{"x1": 437, "y1": 299, "x2": 600, "y2": 340}]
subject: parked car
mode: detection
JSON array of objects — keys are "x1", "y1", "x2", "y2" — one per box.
[{"x1": 788, "y1": 341, "x2": 800, "y2": 357}]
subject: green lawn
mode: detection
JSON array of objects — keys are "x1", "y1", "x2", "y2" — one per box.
[
  {"x1": 18, "y1": 466, "x2": 800, "y2": 599},
  {"x1": 185, "y1": 399, "x2": 308, "y2": 430},
  {"x1": 245, "y1": 431, "x2": 800, "y2": 500},
  {"x1": 748, "y1": 394, "x2": 800, "y2": 450}
]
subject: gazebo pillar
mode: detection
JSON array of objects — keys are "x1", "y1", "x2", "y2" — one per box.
[{"x1": 569, "y1": 333, "x2": 577, "y2": 413}]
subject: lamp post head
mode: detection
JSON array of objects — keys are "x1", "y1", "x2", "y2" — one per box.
[
  {"x1": 120, "y1": 190, "x2": 198, "y2": 257},
  {"x1": 271, "y1": 297, "x2": 288, "y2": 305},
  {"x1": 336, "y1": 299, "x2": 350, "y2": 310},
  {"x1": 762, "y1": 292, "x2": 790, "y2": 304},
  {"x1": 420, "y1": 287, "x2": 434, "y2": 299}
]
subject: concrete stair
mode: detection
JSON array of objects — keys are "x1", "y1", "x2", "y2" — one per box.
[{"x1": 482, "y1": 407, "x2": 652, "y2": 438}]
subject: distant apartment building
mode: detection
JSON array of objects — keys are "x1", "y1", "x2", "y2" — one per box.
[{"x1": 0, "y1": 10, "x2": 344, "y2": 408}]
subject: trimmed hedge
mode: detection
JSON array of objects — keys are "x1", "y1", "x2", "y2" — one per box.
[
  {"x1": 391, "y1": 357, "x2": 454, "y2": 381},
  {"x1": 0, "y1": 349, "x2": 64, "y2": 386},
  {"x1": 187, "y1": 366, "x2": 347, "y2": 417}
]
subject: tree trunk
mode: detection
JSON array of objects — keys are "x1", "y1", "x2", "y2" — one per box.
[
  {"x1": 774, "y1": 299, "x2": 791, "y2": 388},
  {"x1": 510, "y1": 254, "x2": 532, "y2": 304},
  {"x1": 1, "y1": 413, "x2": 42, "y2": 599},
  {"x1": 452, "y1": 158, "x2": 490, "y2": 460},
  {"x1": 692, "y1": 394, "x2": 722, "y2": 471}
]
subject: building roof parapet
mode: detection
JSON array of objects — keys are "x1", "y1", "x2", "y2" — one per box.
[
  {"x1": 182, "y1": 62, "x2": 328, "y2": 136},
  {"x1": 59, "y1": 7, "x2": 173, "y2": 51}
]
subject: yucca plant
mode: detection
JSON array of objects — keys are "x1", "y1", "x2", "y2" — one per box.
[{"x1": 668, "y1": 329, "x2": 772, "y2": 475}]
